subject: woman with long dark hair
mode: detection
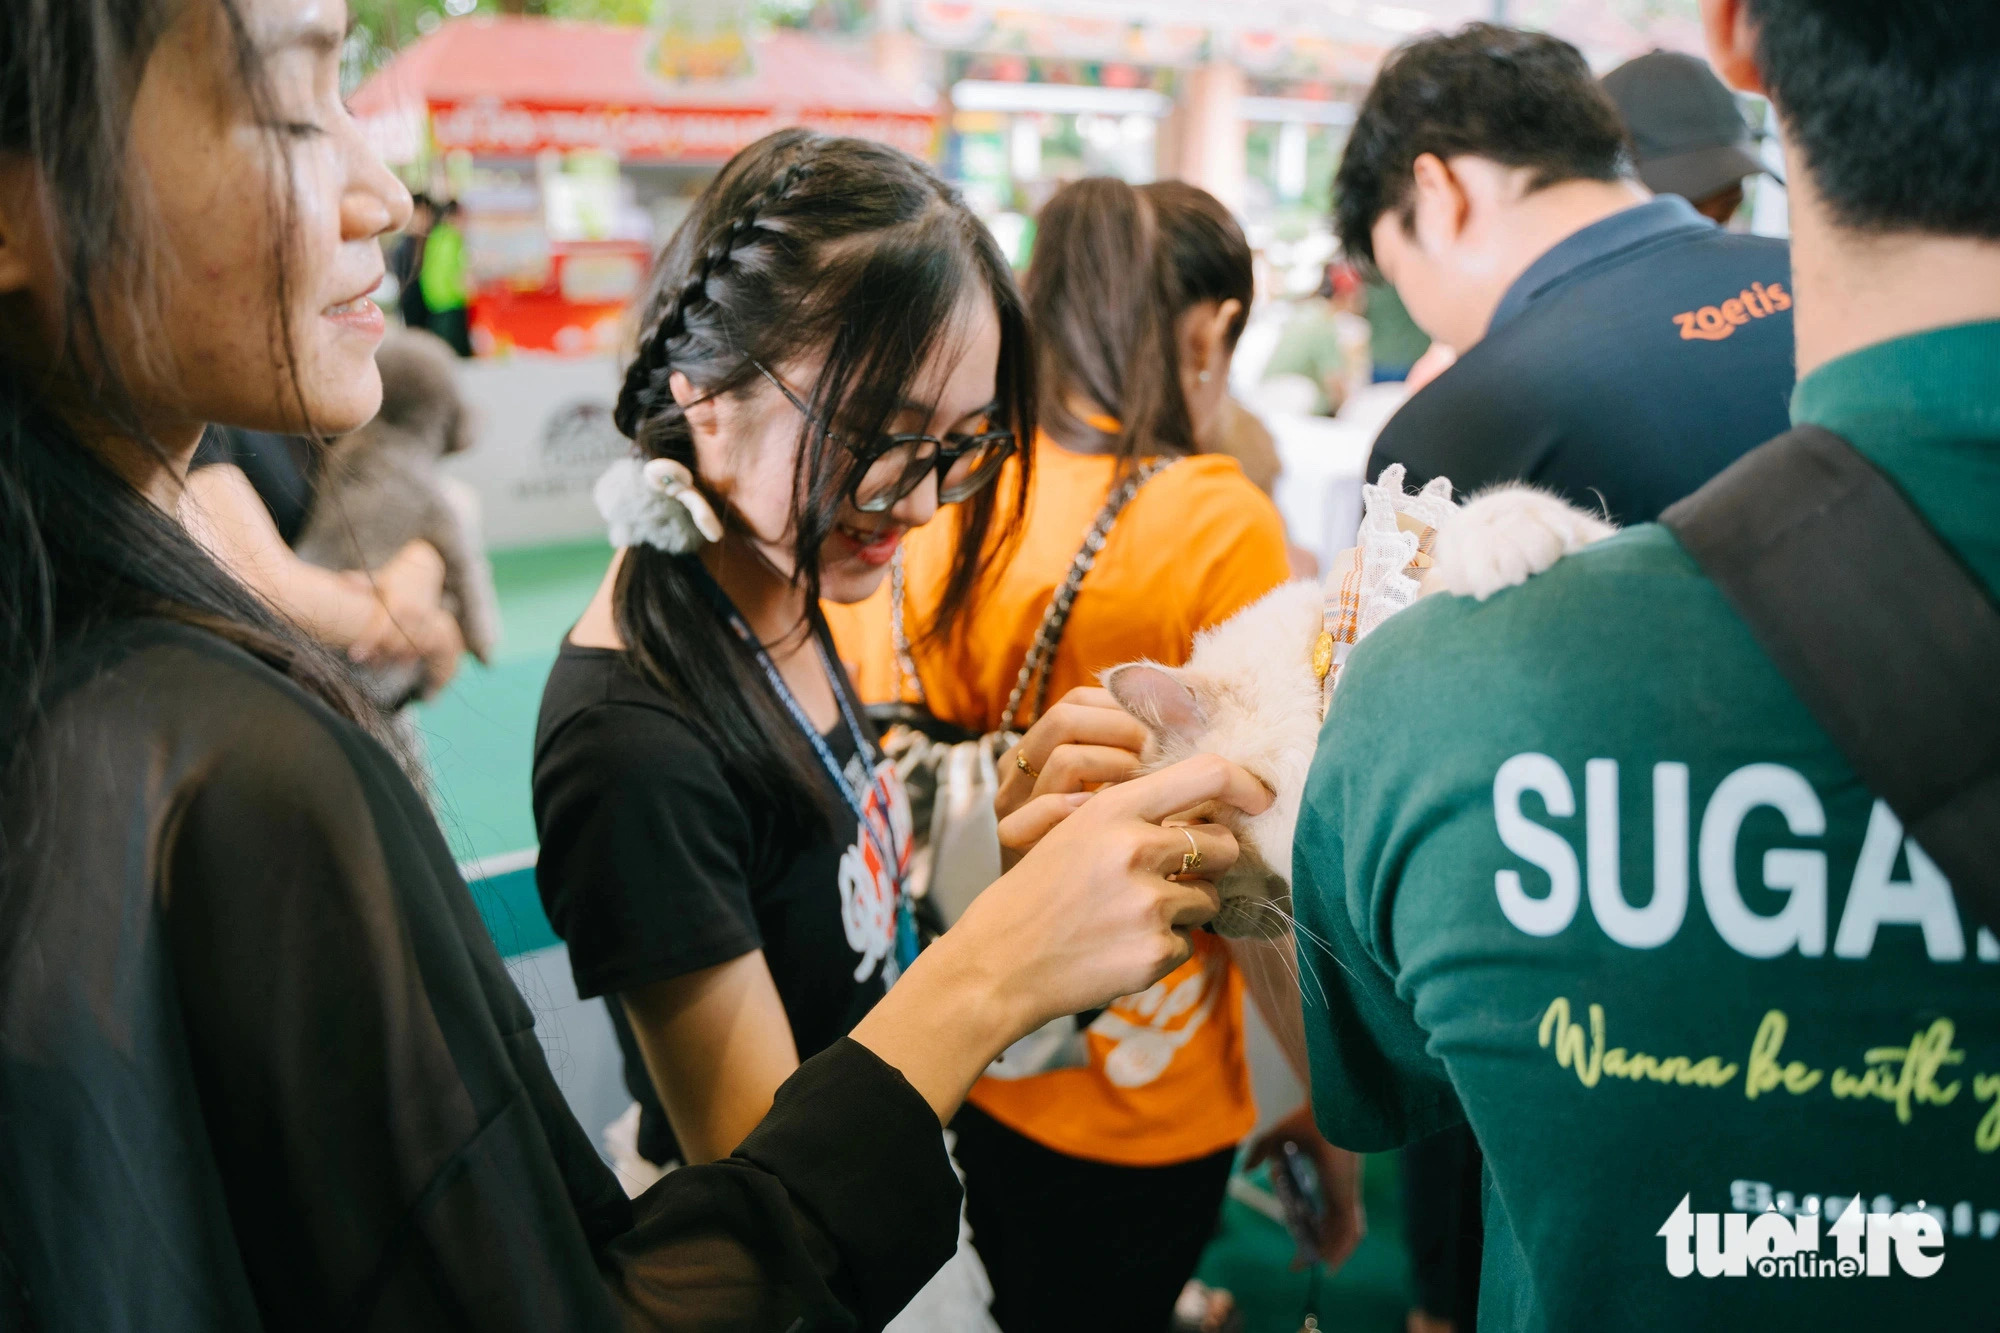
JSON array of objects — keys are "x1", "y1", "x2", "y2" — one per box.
[
  {"x1": 528, "y1": 128, "x2": 1041, "y2": 1323},
  {"x1": 532, "y1": 127, "x2": 1030, "y2": 1178},
  {"x1": 0, "y1": 3, "x2": 1267, "y2": 1328}
]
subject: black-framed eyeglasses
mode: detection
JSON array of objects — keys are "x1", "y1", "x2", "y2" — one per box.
[{"x1": 752, "y1": 360, "x2": 1016, "y2": 513}]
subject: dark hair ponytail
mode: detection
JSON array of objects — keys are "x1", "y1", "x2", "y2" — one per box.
[
  {"x1": 1025, "y1": 177, "x2": 1252, "y2": 466},
  {"x1": 1141, "y1": 180, "x2": 1254, "y2": 350},
  {"x1": 1, "y1": 0, "x2": 388, "y2": 759},
  {"x1": 612, "y1": 129, "x2": 1034, "y2": 854}
]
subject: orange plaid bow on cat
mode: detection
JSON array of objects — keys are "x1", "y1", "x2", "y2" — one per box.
[{"x1": 1315, "y1": 464, "x2": 1458, "y2": 715}]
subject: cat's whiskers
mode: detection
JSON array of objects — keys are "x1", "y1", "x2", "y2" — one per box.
[
  {"x1": 1246, "y1": 913, "x2": 1316, "y2": 1005},
  {"x1": 1250, "y1": 900, "x2": 1348, "y2": 1007},
  {"x1": 1261, "y1": 893, "x2": 1339, "y2": 959},
  {"x1": 1242, "y1": 899, "x2": 1336, "y2": 1006}
]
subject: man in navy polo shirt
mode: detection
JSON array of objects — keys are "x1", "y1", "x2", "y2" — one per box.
[{"x1": 1341, "y1": 25, "x2": 1794, "y2": 526}]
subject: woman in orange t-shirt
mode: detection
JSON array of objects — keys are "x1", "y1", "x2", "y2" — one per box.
[{"x1": 828, "y1": 179, "x2": 1353, "y2": 1332}]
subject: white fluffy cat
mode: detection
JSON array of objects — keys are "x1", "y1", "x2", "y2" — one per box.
[{"x1": 1104, "y1": 482, "x2": 1614, "y2": 939}]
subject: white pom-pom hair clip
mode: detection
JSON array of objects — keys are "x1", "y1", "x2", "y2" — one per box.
[{"x1": 594, "y1": 456, "x2": 725, "y2": 554}]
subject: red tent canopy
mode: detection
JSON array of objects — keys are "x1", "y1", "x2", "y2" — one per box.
[{"x1": 352, "y1": 18, "x2": 938, "y2": 164}]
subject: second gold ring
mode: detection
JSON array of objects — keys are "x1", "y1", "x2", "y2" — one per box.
[{"x1": 1177, "y1": 826, "x2": 1203, "y2": 876}]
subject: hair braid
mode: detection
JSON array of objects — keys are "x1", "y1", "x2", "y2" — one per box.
[{"x1": 615, "y1": 143, "x2": 819, "y2": 440}]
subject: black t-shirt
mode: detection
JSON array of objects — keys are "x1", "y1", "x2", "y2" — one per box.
[
  {"x1": 532, "y1": 637, "x2": 906, "y2": 1165},
  {"x1": 0, "y1": 618, "x2": 958, "y2": 1332},
  {"x1": 1367, "y1": 197, "x2": 1796, "y2": 525}
]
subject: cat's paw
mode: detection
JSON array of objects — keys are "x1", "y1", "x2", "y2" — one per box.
[{"x1": 1427, "y1": 485, "x2": 1616, "y2": 600}]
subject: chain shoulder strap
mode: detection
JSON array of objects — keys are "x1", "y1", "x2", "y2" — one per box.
[
  {"x1": 890, "y1": 548, "x2": 923, "y2": 705},
  {"x1": 892, "y1": 458, "x2": 1176, "y2": 728}
]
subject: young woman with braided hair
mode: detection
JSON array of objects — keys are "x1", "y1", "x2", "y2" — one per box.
[
  {"x1": 0, "y1": 2, "x2": 1272, "y2": 1325},
  {"x1": 534, "y1": 129, "x2": 1233, "y2": 1324},
  {"x1": 534, "y1": 127, "x2": 1019, "y2": 1177}
]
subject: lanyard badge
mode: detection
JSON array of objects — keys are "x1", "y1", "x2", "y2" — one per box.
[{"x1": 693, "y1": 568, "x2": 918, "y2": 980}]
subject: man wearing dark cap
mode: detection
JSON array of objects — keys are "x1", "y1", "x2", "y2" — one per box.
[{"x1": 1603, "y1": 49, "x2": 1776, "y2": 225}]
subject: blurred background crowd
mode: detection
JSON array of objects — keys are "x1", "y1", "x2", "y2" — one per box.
[{"x1": 341, "y1": 0, "x2": 1783, "y2": 554}]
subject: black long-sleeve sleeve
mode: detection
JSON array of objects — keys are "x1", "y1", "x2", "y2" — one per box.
[
  {"x1": 608, "y1": 1042, "x2": 961, "y2": 1330},
  {"x1": 0, "y1": 621, "x2": 959, "y2": 1333}
]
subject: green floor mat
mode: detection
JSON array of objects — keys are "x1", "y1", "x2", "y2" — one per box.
[{"x1": 413, "y1": 540, "x2": 610, "y2": 949}]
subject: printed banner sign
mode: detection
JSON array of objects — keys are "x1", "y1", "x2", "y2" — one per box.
[{"x1": 429, "y1": 98, "x2": 937, "y2": 162}]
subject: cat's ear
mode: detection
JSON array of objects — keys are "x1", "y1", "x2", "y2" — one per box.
[{"x1": 1103, "y1": 662, "x2": 1206, "y2": 742}]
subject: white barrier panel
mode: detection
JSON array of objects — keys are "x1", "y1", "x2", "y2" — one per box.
[{"x1": 445, "y1": 353, "x2": 629, "y2": 550}]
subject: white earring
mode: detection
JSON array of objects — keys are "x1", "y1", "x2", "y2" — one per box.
[{"x1": 1196, "y1": 370, "x2": 1213, "y2": 383}]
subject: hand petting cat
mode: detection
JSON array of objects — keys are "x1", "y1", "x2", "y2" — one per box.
[{"x1": 994, "y1": 687, "x2": 1153, "y2": 868}]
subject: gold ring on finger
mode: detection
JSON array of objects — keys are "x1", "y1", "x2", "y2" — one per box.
[
  {"x1": 1178, "y1": 826, "x2": 1203, "y2": 876},
  {"x1": 1016, "y1": 753, "x2": 1040, "y2": 780}
]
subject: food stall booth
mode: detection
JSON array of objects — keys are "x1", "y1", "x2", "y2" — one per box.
[{"x1": 349, "y1": 17, "x2": 941, "y2": 546}]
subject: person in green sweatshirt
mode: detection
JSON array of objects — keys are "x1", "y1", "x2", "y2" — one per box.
[{"x1": 1294, "y1": 1, "x2": 2000, "y2": 1327}]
